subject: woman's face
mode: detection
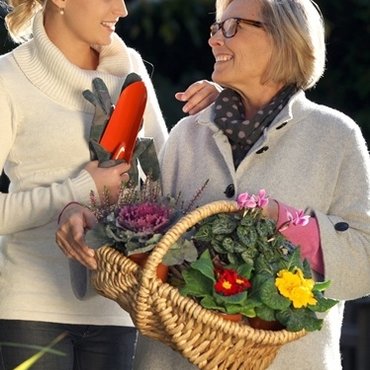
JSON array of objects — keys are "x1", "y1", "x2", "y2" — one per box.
[
  {"x1": 54, "y1": 0, "x2": 127, "y2": 47},
  {"x1": 209, "y1": 0, "x2": 273, "y2": 93}
]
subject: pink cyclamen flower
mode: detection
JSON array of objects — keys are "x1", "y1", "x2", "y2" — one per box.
[
  {"x1": 237, "y1": 189, "x2": 269, "y2": 209},
  {"x1": 237, "y1": 192, "x2": 257, "y2": 209},
  {"x1": 286, "y1": 209, "x2": 310, "y2": 226},
  {"x1": 256, "y1": 189, "x2": 269, "y2": 208}
]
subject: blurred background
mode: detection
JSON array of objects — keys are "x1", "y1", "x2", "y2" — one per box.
[{"x1": 1, "y1": 0, "x2": 370, "y2": 368}]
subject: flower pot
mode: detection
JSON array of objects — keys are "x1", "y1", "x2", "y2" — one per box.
[
  {"x1": 248, "y1": 317, "x2": 284, "y2": 331},
  {"x1": 128, "y1": 252, "x2": 168, "y2": 282},
  {"x1": 215, "y1": 312, "x2": 243, "y2": 322}
]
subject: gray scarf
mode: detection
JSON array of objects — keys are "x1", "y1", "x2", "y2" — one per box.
[{"x1": 214, "y1": 85, "x2": 297, "y2": 167}]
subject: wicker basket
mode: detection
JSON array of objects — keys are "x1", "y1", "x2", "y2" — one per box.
[{"x1": 92, "y1": 200, "x2": 306, "y2": 370}]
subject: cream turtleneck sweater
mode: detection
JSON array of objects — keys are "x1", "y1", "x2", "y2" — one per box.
[{"x1": 0, "y1": 11, "x2": 167, "y2": 326}]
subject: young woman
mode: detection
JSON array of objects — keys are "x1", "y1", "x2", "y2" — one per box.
[{"x1": 0, "y1": 0, "x2": 218, "y2": 368}]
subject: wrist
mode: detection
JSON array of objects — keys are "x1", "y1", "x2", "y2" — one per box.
[
  {"x1": 262, "y1": 199, "x2": 279, "y2": 221},
  {"x1": 57, "y1": 201, "x2": 82, "y2": 224}
]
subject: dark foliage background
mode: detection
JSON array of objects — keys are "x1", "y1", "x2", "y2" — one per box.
[
  {"x1": 1, "y1": 0, "x2": 369, "y2": 137},
  {"x1": 117, "y1": 0, "x2": 369, "y2": 142}
]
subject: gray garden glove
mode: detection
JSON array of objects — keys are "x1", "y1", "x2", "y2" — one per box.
[{"x1": 83, "y1": 73, "x2": 142, "y2": 167}]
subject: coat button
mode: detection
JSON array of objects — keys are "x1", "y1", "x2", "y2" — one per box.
[
  {"x1": 224, "y1": 184, "x2": 235, "y2": 198},
  {"x1": 256, "y1": 146, "x2": 269, "y2": 154},
  {"x1": 334, "y1": 222, "x2": 349, "y2": 231},
  {"x1": 276, "y1": 122, "x2": 288, "y2": 130}
]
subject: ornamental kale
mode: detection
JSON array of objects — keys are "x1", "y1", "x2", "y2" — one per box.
[{"x1": 88, "y1": 177, "x2": 208, "y2": 265}]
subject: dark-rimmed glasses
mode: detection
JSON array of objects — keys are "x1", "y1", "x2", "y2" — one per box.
[{"x1": 210, "y1": 17, "x2": 264, "y2": 38}]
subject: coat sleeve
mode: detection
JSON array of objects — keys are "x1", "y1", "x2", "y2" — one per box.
[{"x1": 314, "y1": 123, "x2": 370, "y2": 300}]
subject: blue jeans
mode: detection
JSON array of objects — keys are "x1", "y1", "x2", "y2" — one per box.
[{"x1": 0, "y1": 320, "x2": 137, "y2": 370}]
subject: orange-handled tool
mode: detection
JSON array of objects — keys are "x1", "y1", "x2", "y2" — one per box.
[{"x1": 99, "y1": 79, "x2": 147, "y2": 163}]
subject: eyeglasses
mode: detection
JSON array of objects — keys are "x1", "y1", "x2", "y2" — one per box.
[{"x1": 210, "y1": 17, "x2": 265, "y2": 38}]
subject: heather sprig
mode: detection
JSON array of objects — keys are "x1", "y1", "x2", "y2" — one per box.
[{"x1": 88, "y1": 177, "x2": 209, "y2": 265}]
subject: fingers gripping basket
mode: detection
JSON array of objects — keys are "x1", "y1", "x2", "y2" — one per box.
[{"x1": 92, "y1": 200, "x2": 306, "y2": 370}]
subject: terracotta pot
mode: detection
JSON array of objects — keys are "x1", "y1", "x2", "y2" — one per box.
[
  {"x1": 248, "y1": 317, "x2": 284, "y2": 331},
  {"x1": 215, "y1": 312, "x2": 243, "y2": 322},
  {"x1": 128, "y1": 252, "x2": 168, "y2": 282}
]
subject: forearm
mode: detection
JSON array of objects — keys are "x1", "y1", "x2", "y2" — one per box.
[
  {"x1": 276, "y1": 201, "x2": 323, "y2": 275},
  {"x1": 0, "y1": 169, "x2": 96, "y2": 234}
]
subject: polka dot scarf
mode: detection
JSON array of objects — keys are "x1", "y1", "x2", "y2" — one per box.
[{"x1": 214, "y1": 85, "x2": 297, "y2": 167}]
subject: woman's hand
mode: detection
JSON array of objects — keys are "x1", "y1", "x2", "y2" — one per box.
[
  {"x1": 84, "y1": 160, "x2": 130, "y2": 203},
  {"x1": 56, "y1": 203, "x2": 98, "y2": 270},
  {"x1": 261, "y1": 199, "x2": 279, "y2": 222},
  {"x1": 175, "y1": 80, "x2": 222, "y2": 115}
]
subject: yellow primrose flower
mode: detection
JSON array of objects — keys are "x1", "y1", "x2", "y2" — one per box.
[{"x1": 275, "y1": 268, "x2": 317, "y2": 308}]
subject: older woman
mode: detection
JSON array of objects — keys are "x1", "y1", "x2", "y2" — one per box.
[
  {"x1": 132, "y1": 0, "x2": 370, "y2": 369},
  {"x1": 0, "y1": 0, "x2": 218, "y2": 368}
]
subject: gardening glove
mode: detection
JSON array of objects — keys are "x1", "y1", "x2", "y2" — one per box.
[
  {"x1": 83, "y1": 73, "x2": 143, "y2": 167},
  {"x1": 83, "y1": 77, "x2": 113, "y2": 165},
  {"x1": 128, "y1": 137, "x2": 161, "y2": 186}
]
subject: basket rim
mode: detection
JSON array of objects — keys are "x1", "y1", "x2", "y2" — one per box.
[
  {"x1": 95, "y1": 245, "x2": 306, "y2": 344},
  {"x1": 95, "y1": 199, "x2": 308, "y2": 344},
  {"x1": 139, "y1": 200, "x2": 240, "y2": 281}
]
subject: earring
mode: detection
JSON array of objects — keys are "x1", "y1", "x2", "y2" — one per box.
[{"x1": 59, "y1": 7, "x2": 64, "y2": 15}]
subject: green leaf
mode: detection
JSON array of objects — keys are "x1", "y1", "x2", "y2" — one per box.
[
  {"x1": 227, "y1": 252, "x2": 238, "y2": 265},
  {"x1": 211, "y1": 241, "x2": 228, "y2": 254},
  {"x1": 313, "y1": 280, "x2": 332, "y2": 292},
  {"x1": 162, "y1": 238, "x2": 198, "y2": 266},
  {"x1": 189, "y1": 249, "x2": 215, "y2": 281},
  {"x1": 212, "y1": 214, "x2": 237, "y2": 234},
  {"x1": 287, "y1": 248, "x2": 305, "y2": 271},
  {"x1": 180, "y1": 268, "x2": 213, "y2": 297},
  {"x1": 240, "y1": 254, "x2": 254, "y2": 266},
  {"x1": 214, "y1": 291, "x2": 248, "y2": 306},
  {"x1": 256, "y1": 220, "x2": 273, "y2": 237},
  {"x1": 233, "y1": 241, "x2": 248, "y2": 253},
  {"x1": 222, "y1": 237, "x2": 236, "y2": 252},
  {"x1": 194, "y1": 224, "x2": 213, "y2": 241},
  {"x1": 240, "y1": 214, "x2": 254, "y2": 227},
  {"x1": 255, "y1": 304, "x2": 276, "y2": 321},
  {"x1": 199, "y1": 296, "x2": 225, "y2": 312},
  {"x1": 162, "y1": 247, "x2": 182, "y2": 266},
  {"x1": 309, "y1": 295, "x2": 339, "y2": 312},
  {"x1": 260, "y1": 279, "x2": 291, "y2": 310},
  {"x1": 235, "y1": 263, "x2": 253, "y2": 279},
  {"x1": 277, "y1": 308, "x2": 322, "y2": 332},
  {"x1": 237, "y1": 226, "x2": 257, "y2": 246}
]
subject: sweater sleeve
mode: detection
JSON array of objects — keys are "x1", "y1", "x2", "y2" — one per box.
[
  {"x1": 0, "y1": 169, "x2": 97, "y2": 235},
  {"x1": 276, "y1": 201, "x2": 324, "y2": 275},
  {"x1": 0, "y1": 79, "x2": 98, "y2": 235}
]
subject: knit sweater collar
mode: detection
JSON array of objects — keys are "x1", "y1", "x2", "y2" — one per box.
[{"x1": 12, "y1": 11, "x2": 132, "y2": 112}]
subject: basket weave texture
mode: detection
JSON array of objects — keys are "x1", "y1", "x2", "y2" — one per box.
[{"x1": 92, "y1": 200, "x2": 306, "y2": 370}]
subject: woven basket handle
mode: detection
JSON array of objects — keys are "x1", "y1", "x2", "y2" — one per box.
[{"x1": 139, "y1": 200, "x2": 240, "y2": 284}]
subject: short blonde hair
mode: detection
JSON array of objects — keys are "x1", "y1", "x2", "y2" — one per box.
[
  {"x1": 215, "y1": 0, "x2": 326, "y2": 90},
  {"x1": 5, "y1": 0, "x2": 44, "y2": 43}
]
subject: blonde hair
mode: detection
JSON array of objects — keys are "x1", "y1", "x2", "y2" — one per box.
[
  {"x1": 5, "y1": 0, "x2": 44, "y2": 43},
  {"x1": 215, "y1": 0, "x2": 326, "y2": 90}
]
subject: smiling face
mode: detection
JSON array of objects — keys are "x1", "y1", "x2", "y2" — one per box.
[
  {"x1": 45, "y1": 0, "x2": 127, "y2": 50},
  {"x1": 44, "y1": 0, "x2": 127, "y2": 68},
  {"x1": 209, "y1": 0, "x2": 273, "y2": 94},
  {"x1": 60, "y1": 0, "x2": 127, "y2": 45}
]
